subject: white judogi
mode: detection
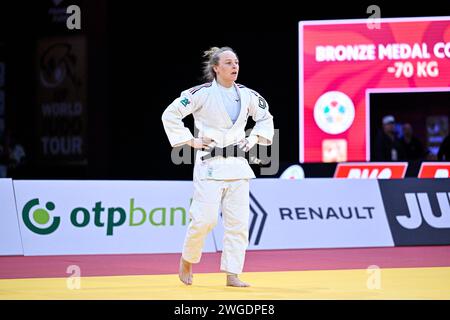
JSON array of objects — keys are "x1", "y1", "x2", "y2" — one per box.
[{"x1": 162, "y1": 79, "x2": 274, "y2": 274}]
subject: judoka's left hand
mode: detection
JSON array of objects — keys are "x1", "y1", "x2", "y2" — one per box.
[{"x1": 238, "y1": 136, "x2": 258, "y2": 152}]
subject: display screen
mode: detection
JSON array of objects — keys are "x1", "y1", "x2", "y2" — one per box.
[{"x1": 299, "y1": 17, "x2": 450, "y2": 163}]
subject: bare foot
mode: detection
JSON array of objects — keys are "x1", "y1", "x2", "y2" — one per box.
[
  {"x1": 226, "y1": 274, "x2": 250, "y2": 287},
  {"x1": 179, "y1": 257, "x2": 193, "y2": 285}
]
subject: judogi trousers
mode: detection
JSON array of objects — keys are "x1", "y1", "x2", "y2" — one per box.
[{"x1": 182, "y1": 171, "x2": 250, "y2": 275}]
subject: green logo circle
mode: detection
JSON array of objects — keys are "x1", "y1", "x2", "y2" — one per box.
[
  {"x1": 46, "y1": 202, "x2": 56, "y2": 211},
  {"x1": 23, "y1": 199, "x2": 60, "y2": 235},
  {"x1": 33, "y1": 208, "x2": 50, "y2": 225}
]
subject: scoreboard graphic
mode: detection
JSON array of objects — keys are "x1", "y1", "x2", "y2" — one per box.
[{"x1": 299, "y1": 17, "x2": 450, "y2": 163}]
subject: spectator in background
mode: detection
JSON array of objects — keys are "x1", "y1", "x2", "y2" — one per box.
[
  {"x1": 9, "y1": 137, "x2": 26, "y2": 169},
  {"x1": 374, "y1": 115, "x2": 405, "y2": 161},
  {"x1": 2, "y1": 131, "x2": 27, "y2": 177},
  {"x1": 400, "y1": 123, "x2": 427, "y2": 161},
  {"x1": 438, "y1": 134, "x2": 450, "y2": 160}
]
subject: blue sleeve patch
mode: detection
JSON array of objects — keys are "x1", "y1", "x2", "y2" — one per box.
[{"x1": 180, "y1": 97, "x2": 190, "y2": 107}]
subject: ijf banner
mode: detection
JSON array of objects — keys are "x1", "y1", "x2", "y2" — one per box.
[
  {"x1": 0, "y1": 179, "x2": 23, "y2": 255},
  {"x1": 13, "y1": 180, "x2": 216, "y2": 255},
  {"x1": 213, "y1": 178, "x2": 395, "y2": 250},
  {"x1": 36, "y1": 36, "x2": 88, "y2": 166},
  {"x1": 299, "y1": 17, "x2": 450, "y2": 163}
]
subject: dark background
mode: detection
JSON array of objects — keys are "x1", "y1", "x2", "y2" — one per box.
[{"x1": 0, "y1": 1, "x2": 448, "y2": 180}]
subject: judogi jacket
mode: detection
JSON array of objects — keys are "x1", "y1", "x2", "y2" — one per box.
[{"x1": 162, "y1": 79, "x2": 274, "y2": 180}]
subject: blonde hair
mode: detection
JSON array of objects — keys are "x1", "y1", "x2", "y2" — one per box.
[{"x1": 202, "y1": 46, "x2": 237, "y2": 81}]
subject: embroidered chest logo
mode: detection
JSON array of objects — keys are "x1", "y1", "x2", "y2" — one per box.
[{"x1": 180, "y1": 97, "x2": 191, "y2": 107}]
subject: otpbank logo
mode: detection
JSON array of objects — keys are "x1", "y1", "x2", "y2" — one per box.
[
  {"x1": 21, "y1": 198, "x2": 188, "y2": 236},
  {"x1": 22, "y1": 199, "x2": 61, "y2": 235}
]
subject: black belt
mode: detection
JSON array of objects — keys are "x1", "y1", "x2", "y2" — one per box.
[{"x1": 200, "y1": 144, "x2": 263, "y2": 164}]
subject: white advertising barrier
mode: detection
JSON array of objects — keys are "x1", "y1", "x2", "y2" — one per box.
[
  {"x1": 0, "y1": 178, "x2": 24, "y2": 255},
  {"x1": 13, "y1": 180, "x2": 216, "y2": 255},
  {"x1": 213, "y1": 178, "x2": 394, "y2": 250}
]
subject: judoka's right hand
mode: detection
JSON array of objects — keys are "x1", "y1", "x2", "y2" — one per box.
[{"x1": 188, "y1": 137, "x2": 216, "y2": 150}]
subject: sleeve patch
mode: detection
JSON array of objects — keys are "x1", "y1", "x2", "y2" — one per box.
[
  {"x1": 258, "y1": 96, "x2": 267, "y2": 109},
  {"x1": 180, "y1": 97, "x2": 191, "y2": 107}
]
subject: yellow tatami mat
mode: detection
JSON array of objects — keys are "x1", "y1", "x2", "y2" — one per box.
[{"x1": 1, "y1": 267, "x2": 449, "y2": 300}]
